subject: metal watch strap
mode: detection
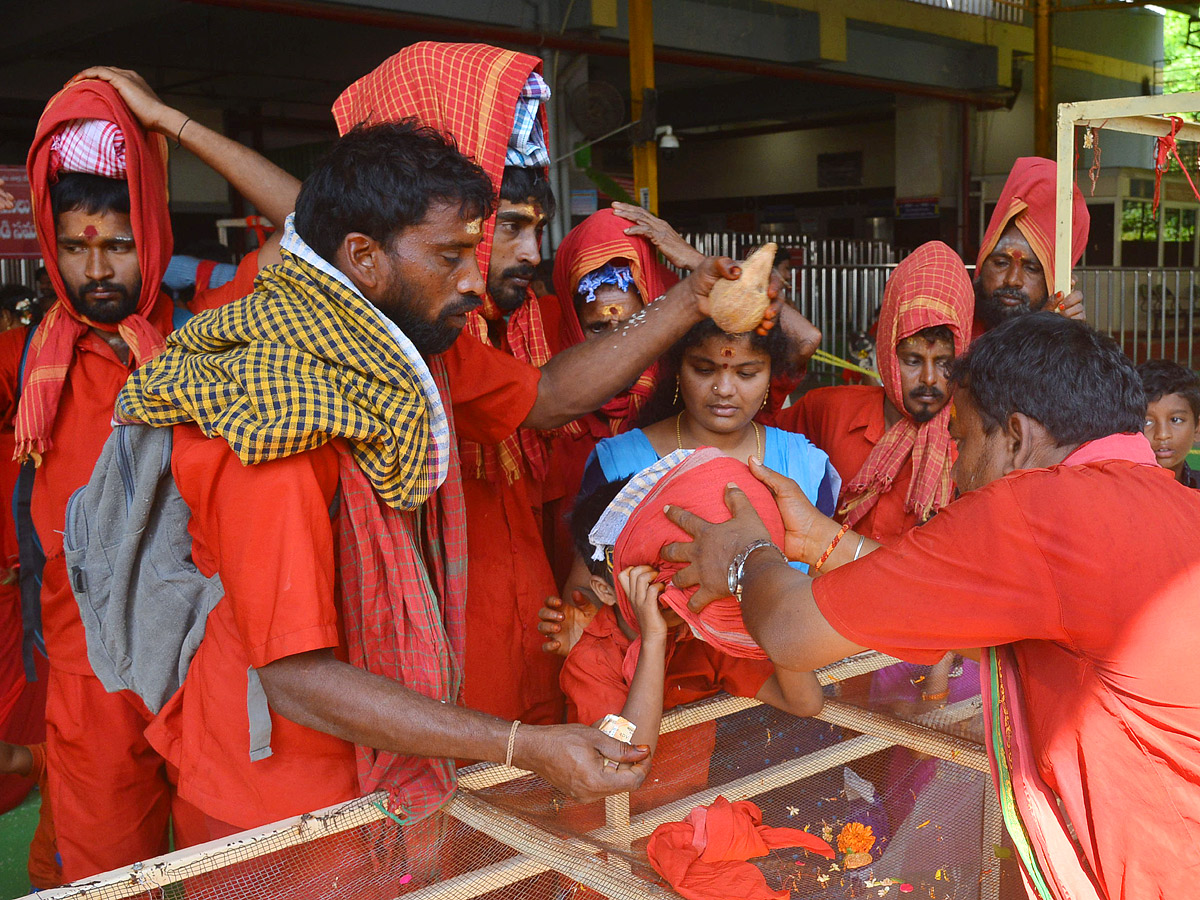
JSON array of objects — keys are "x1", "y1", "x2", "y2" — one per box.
[{"x1": 728, "y1": 539, "x2": 785, "y2": 603}]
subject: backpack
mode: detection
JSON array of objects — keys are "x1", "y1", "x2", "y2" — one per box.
[{"x1": 63, "y1": 423, "x2": 274, "y2": 761}]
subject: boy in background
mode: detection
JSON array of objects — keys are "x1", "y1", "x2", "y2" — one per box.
[{"x1": 1138, "y1": 359, "x2": 1200, "y2": 488}]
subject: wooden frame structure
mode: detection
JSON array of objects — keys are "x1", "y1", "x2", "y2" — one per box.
[{"x1": 1055, "y1": 92, "x2": 1200, "y2": 290}]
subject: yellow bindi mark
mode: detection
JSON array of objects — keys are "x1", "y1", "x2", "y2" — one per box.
[
  {"x1": 720, "y1": 346, "x2": 735, "y2": 358},
  {"x1": 465, "y1": 219, "x2": 482, "y2": 234}
]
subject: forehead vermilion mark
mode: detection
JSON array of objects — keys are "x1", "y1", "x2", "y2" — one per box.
[
  {"x1": 600, "y1": 304, "x2": 623, "y2": 318},
  {"x1": 720, "y1": 346, "x2": 735, "y2": 358},
  {"x1": 83, "y1": 225, "x2": 98, "y2": 238}
]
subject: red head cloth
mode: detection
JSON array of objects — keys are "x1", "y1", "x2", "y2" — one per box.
[
  {"x1": 613, "y1": 451, "x2": 786, "y2": 662},
  {"x1": 976, "y1": 157, "x2": 1089, "y2": 296},
  {"x1": 647, "y1": 796, "x2": 834, "y2": 900},
  {"x1": 839, "y1": 241, "x2": 973, "y2": 528},
  {"x1": 333, "y1": 43, "x2": 553, "y2": 484},
  {"x1": 552, "y1": 208, "x2": 678, "y2": 438},
  {"x1": 20, "y1": 79, "x2": 172, "y2": 463}
]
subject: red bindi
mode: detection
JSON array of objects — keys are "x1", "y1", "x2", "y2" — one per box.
[{"x1": 83, "y1": 225, "x2": 98, "y2": 238}]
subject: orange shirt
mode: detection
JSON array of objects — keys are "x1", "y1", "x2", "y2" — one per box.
[
  {"x1": 0, "y1": 300, "x2": 175, "y2": 674},
  {"x1": 561, "y1": 606, "x2": 774, "y2": 727},
  {"x1": 160, "y1": 336, "x2": 541, "y2": 828},
  {"x1": 777, "y1": 385, "x2": 919, "y2": 544},
  {"x1": 813, "y1": 460, "x2": 1200, "y2": 897},
  {"x1": 156, "y1": 427, "x2": 357, "y2": 829},
  {"x1": 442, "y1": 332, "x2": 565, "y2": 726}
]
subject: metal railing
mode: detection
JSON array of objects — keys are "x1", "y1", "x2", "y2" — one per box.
[
  {"x1": 679, "y1": 232, "x2": 898, "y2": 266},
  {"x1": 0, "y1": 257, "x2": 40, "y2": 288},
  {"x1": 900, "y1": 0, "x2": 1026, "y2": 22},
  {"x1": 788, "y1": 262, "x2": 1200, "y2": 371}
]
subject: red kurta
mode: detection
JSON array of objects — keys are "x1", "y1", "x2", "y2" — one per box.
[
  {"x1": 777, "y1": 386, "x2": 918, "y2": 545},
  {"x1": 812, "y1": 459, "x2": 1200, "y2": 898},
  {"x1": 442, "y1": 333, "x2": 565, "y2": 725},
  {"x1": 160, "y1": 336, "x2": 539, "y2": 830}
]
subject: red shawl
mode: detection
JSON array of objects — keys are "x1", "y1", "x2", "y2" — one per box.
[
  {"x1": 19, "y1": 79, "x2": 172, "y2": 463},
  {"x1": 333, "y1": 42, "x2": 552, "y2": 483},
  {"x1": 977, "y1": 157, "x2": 1089, "y2": 296},
  {"x1": 551, "y1": 208, "x2": 677, "y2": 439},
  {"x1": 839, "y1": 241, "x2": 972, "y2": 527},
  {"x1": 613, "y1": 451, "x2": 785, "y2": 662}
]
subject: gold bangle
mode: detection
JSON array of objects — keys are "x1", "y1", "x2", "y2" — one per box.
[
  {"x1": 921, "y1": 689, "x2": 949, "y2": 702},
  {"x1": 505, "y1": 719, "x2": 521, "y2": 768}
]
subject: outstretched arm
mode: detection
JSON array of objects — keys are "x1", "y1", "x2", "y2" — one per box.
[
  {"x1": 258, "y1": 649, "x2": 650, "y2": 804},
  {"x1": 67, "y1": 67, "x2": 301, "y2": 234},
  {"x1": 524, "y1": 256, "x2": 738, "y2": 429}
]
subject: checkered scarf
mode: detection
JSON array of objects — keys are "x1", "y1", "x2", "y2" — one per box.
[
  {"x1": 839, "y1": 241, "x2": 973, "y2": 527},
  {"x1": 551, "y1": 209, "x2": 677, "y2": 440},
  {"x1": 333, "y1": 41, "x2": 554, "y2": 484},
  {"x1": 334, "y1": 358, "x2": 467, "y2": 821},
  {"x1": 115, "y1": 247, "x2": 448, "y2": 510},
  {"x1": 19, "y1": 80, "x2": 173, "y2": 464},
  {"x1": 506, "y1": 72, "x2": 551, "y2": 167}
]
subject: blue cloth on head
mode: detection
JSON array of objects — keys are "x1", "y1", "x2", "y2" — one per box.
[
  {"x1": 577, "y1": 264, "x2": 635, "y2": 303},
  {"x1": 506, "y1": 72, "x2": 551, "y2": 168}
]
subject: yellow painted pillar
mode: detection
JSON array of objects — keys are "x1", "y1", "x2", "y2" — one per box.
[
  {"x1": 629, "y1": 0, "x2": 658, "y2": 212},
  {"x1": 1034, "y1": 0, "x2": 1052, "y2": 158}
]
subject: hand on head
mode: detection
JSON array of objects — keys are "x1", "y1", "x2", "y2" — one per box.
[
  {"x1": 65, "y1": 66, "x2": 177, "y2": 135},
  {"x1": 610, "y1": 201, "x2": 704, "y2": 270}
]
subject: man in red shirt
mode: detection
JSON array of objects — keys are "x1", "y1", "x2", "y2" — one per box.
[
  {"x1": 778, "y1": 241, "x2": 972, "y2": 545},
  {"x1": 974, "y1": 157, "x2": 1089, "y2": 337},
  {"x1": 0, "y1": 68, "x2": 300, "y2": 881},
  {"x1": 113, "y1": 117, "x2": 775, "y2": 856},
  {"x1": 664, "y1": 312, "x2": 1200, "y2": 899}
]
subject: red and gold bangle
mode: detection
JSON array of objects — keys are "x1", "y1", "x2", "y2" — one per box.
[
  {"x1": 812, "y1": 522, "x2": 852, "y2": 573},
  {"x1": 921, "y1": 689, "x2": 950, "y2": 702}
]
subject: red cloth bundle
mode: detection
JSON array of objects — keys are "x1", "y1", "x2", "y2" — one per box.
[
  {"x1": 612, "y1": 450, "x2": 786, "y2": 664},
  {"x1": 647, "y1": 796, "x2": 834, "y2": 900}
]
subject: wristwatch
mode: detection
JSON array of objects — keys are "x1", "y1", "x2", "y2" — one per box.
[{"x1": 727, "y1": 539, "x2": 786, "y2": 603}]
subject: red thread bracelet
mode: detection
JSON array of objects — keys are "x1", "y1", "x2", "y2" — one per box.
[{"x1": 813, "y1": 522, "x2": 851, "y2": 572}]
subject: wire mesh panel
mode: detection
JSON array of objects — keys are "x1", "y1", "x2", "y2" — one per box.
[{"x1": 24, "y1": 652, "x2": 1018, "y2": 900}]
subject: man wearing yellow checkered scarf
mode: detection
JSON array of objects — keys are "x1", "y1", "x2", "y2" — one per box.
[{"x1": 114, "y1": 116, "x2": 778, "y2": 848}]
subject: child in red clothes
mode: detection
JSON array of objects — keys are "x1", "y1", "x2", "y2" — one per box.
[{"x1": 560, "y1": 472, "x2": 822, "y2": 800}]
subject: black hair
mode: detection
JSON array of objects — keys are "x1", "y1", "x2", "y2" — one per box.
[
  {"x1": 1137, "y1": 358, "x2": 1200, "y2": 420},
  {"x1": 499, "y1": 165, "x2": 557, "y2": 219},
  {"x1": 636, "y1": 318, "x2": 795, "y2": 427},
  {"x1": 949, "y1": 312, "x2": 1144, "y2": 445},
  {"x1": 773, "y1": 246, "x2": 792, "y2": 269},
  {"x1": 903, "y1": 324, "x2": 955, "y2": 351},
  {"x1": 0, "y1": 283, "x2": 32, "y2": 312},
  {"x1": 294, "y1": 119, "x2": 495, "y2": 263},
  {"x1": 49, "y1": 172, "x2": 129, "y2": 221},
  {"x1": 570, "y1": 477, "x2": 632, "y2": 581}
]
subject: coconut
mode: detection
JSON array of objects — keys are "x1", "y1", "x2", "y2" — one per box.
[{"x1": 708, "y1": 242, "x2": 776, "y2": 333}]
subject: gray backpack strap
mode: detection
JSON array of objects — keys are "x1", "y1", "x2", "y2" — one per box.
[
  {"x1": 64, "y1": 424, "x2": 226, "y2": 714},
  {"x1": 246, "y1": 668, "x2": 274, "y2": 762}
]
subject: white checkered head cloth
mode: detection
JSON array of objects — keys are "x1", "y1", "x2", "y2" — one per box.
[{"x1": 50, "y1": 118, "x2": 126, "y2": 178}]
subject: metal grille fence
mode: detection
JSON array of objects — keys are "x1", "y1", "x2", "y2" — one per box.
[{"x1": 21, "y1": 651, "x2": 1012, "y2": 900}]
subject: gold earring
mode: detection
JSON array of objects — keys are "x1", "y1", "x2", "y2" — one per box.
[
  {"x1": 673, "y1": 377, "x2": 680, "y2": 406},
  {"x1": 760, "y1": 390, "x2": 770, "y2": 411}
]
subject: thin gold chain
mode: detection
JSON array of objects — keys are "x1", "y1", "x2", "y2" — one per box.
[{"x1": 675, "y1": 411, "x2": 763, "y2": 459}]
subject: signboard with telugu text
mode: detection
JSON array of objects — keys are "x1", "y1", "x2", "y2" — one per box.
[{"x1": 0, "y1": 166, "x2": 39, "y2": 259}]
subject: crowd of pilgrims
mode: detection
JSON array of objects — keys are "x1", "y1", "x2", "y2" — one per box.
[{"x1": 0, "y1": 38, "x2": 1196, "y2": 900}]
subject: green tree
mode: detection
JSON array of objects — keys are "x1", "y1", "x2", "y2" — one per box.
[{"x1": 1163, "y1": 9, "x2": 1200, "y2": 96}]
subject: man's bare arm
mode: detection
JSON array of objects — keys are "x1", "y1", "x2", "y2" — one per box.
[
  {"x1": 258, "y1": 649, "x2": 649, "y2": 804},
  {"x1": 523, "y1": 256, "x2": 737, "y2": 429},
  {"x1": 68, "y1": 67, "x2": 301, "y2": 232}
]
